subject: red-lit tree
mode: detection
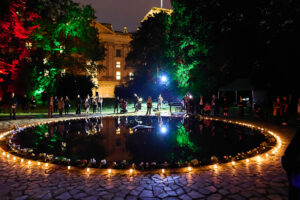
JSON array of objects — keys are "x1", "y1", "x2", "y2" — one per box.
[{"x1": 0, "y1": 0, "x2": 39, "y2": 95}]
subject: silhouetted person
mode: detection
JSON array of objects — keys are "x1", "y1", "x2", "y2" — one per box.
[
  {"x1": 9, "y1": 93, "x2": 17, "y2": 120},
  {"x1": 58, "y1": 97, "x2": 64, "y2": 117},
  {"x1": 76, "y1": 95, "x2": 82, "y2": 115},
  {"x1": 54, "y1": 96, "x2": 58, "y2": 113},
  {"x1": 48, "y1": 96, "x2": 54, "y2": 118},
  {"x1": 30, "y1": 96, "x2": 37, "y2": 112},
  {"x1": 114, "y1": 96, "x2": 119, "y2": 113},
  {"x1": 146, "y1": 96, "x2": 152, "y2": 115},
  {"x1": 21, "y1": 94, "x2": 28, "y2": 112},
  {"x1": 64, "y1": 96, "x2": 70, "y2": 115}
]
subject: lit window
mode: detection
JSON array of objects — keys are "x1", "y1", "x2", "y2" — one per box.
[
  {"x1": 116, "y1": 61, "x2": 121, "y2": 68},
  {"x1": 129, "y1": 72, "x2": 134, "y2": 80},
  {"x1": 116, "y1": 49, "x2": 121, "y2": 57},
  {"x1": 116, "y1": 71, "x2": 121, "y2": 80}
]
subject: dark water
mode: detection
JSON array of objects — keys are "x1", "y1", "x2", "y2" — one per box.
[{"x1": 10, "y1": 116, "x2": 267, "y2": 166}]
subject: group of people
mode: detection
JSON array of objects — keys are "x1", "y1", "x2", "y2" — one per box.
[
  {"x1": 75, "y1": 94, "x2": 103, "y2": 117},
  {"x1": 272, "y1": 96, "x2": 300, "y2": 125},
  {"x1": 113, "y1": 94, "x2": 163, "y2": 116},
  {"x1": 185, "y1": 94, "x2": 229, "y2": 117},
  {"x1": 48, "y1": 96, "x2": 71, "y2": 117}
]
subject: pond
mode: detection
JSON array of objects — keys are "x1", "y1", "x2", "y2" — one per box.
[{"x1": 9, "y1": 116, "x2": 272, "y2": 168}]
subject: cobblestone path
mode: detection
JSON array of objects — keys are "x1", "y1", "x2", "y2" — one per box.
[{"x1": 0, "y1": 116, "x2": 296, "y2": 200}]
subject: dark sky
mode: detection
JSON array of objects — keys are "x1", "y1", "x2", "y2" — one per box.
[{"x1": 73, "y1": 0, "x2": 172, "y2": 32}]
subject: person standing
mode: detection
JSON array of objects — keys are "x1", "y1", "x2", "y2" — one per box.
[
  {"x1": 9, "y1": 93, "x2": 17, "y2": 120},
  {"x1": 92, "y1": 96, "x2": 97, "y2": 114},
  {"x1": 76, "y1": 95, "x2": 82, "y2": 115},
  {"x1": 273, "y1": 96, "x2": 282, "y2": 124},
  {"x1": 97, "y1": 94, "x2": 103, "y2": 114},
  {"x1": 211, "y1": 94, "x2": 216, "y2": 116},
  {"x1": 199, "y1": 96, "x2": 204, "y2": 115},
  {"x1": 281, "y1": 96, "x2": 289, "y2": 125},
  {"x1": 146, "y1": 96, "x2": 152, "y2": 115},
  {"x1": 30, "y1": 96, "x2": 37, "y2": 112},
  {"x1": 21, "y1": 94, "x2": 28, "y2": 112},
  {"x1": 114, "y1": 96, "x2": 119, "y2": 114},
  {"x1": 84, "y1": 95, "x2": 90, "y2": 116},
  {"x1": 58, "y1": 97, "x2": 64, "y2": 117},
  {"x1": 64, "y1": 96, "x2": 70, "y2": 115},
  {"x1": 48, "y1": 96, "x2": 54, "y2": 118},
  {"x1": 223, "y1": 97, "x2": 229, "y2": 117},
  {"x1": 157, "y1": 94, "x2": 163, "y2": 111},
  {"x1": 133, "y1": 93, "x2": 139, "y2": 112},
  {"x1": 54, "y1": 96, "x2": 58, "y2": 113},
  {"x1": 238, "y1": 96, "x2": 244, "y2": 118}
]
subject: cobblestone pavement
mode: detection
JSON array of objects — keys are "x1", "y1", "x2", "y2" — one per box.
[{"x1": 0, "y1": 115, "x2": 297, "y2": 200}]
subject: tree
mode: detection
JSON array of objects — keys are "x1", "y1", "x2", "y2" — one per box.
[
  {"x1": 24, "y1": 0, "x2": 106, "y2": 99},
  {"x1": 120, "y1": 12, "x2": 171, "y2": 98},
  {"x1": 169, "y1": 0, "x2": 300, "y2": 97},
  {"x1": 0, "y1": 0, "x2": 40, "y2": 95}
]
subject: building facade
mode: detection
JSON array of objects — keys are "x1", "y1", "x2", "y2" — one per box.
[{"x1": 93, "y1": 22, "x2": 134, "y2": 98}]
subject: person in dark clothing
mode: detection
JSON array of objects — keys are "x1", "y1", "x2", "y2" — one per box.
[
  {"x1": 199, "y1": 96, "x2": 204, "y2": 115},
  {"x1": 76, "y1": 95, "x2": 82, "y2": 115},
  {"x1": 97, "y1": 95, "x2": 103, "y2": 114},
  {"x1": 146, "y1": 96, "x2": 152, "y2": 115},
  {"x1": 281, "y1": 96, "x2": 289, "y2": 125},
  {"x1": 114, "y1": 96, "x2": 120, "y2": 114},
  {"x1": 282, "y1": 128, "x2": 300, "y2": 200},
  {"x1": 30, "y1": 96, "x2": 37, "y2": 112},
  {"x1": 133, "y1": 93, "x2": 139, "y2": 112},
  {"x1": 21, "y1": 94, "x2": 28, "y2": 112},
  {"x1": 58, "y1": 97, "x2": 64, "y2": 117},
  {"x1": 223, "y1": 97, "x2": 229, "y2": 117},
  {"x1": 53, "y1": 96, "x2": 58, "y2": 112},
  {"x1": 64, "y1": 96, "x2": 70, "y2": 115},
  {"x1": 48, "y1": 96, "x2": 54, "y2": 118},
  {"x1": 9, "y1": 93, "x2": 17, "y2": 120},
  {"x1": 211, "y1": 94, "x2": 216, "y2": 116},
  {"x1": 238, "y1": 96, "x2": 244, "y2": 118},
  {"x1": 120, "y1": 98, "x2": 128, "y2": 113},
  {"x1": 92, "y1": 96, "x2": 97, "y2": 114}
]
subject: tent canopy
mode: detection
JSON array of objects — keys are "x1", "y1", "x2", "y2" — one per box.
[{"x1": 219, "y1": 78, "x2": 253, "y2": 92}]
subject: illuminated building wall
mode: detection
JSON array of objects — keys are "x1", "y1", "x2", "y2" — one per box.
[{"x1": 93, "y1": 22, "x2": 134, "y2": 98}]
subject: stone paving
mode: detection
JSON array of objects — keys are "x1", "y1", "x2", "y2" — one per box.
[{"x1": 0, "y1": 114, "x2": 297, "y2": 200}]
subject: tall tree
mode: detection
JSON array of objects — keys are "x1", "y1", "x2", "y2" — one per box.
[
  {"x1": 170, "y1": 0, "x2": 300, "y2": 96},
  {"x1": 24, "y1": 0, "x2": 106, "y2": 98},
  {"x1": 0, "y1": 0, "x2": 39, "y2": 94},
  {"x1": 122, "y1": 12, "x2": 171, "y2": 98}
]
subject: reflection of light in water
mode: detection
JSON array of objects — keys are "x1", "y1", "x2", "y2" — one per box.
[
  {"x1": 116, "y1": 128, "x2": 120, "y2": 134},
  {"x1": 160, "y1": 126, "x2": 167, "y2": 134}
]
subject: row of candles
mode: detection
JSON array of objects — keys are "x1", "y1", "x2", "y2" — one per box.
[{"x1": 0, "y1": 115, "x2": 282, "y2": 175}]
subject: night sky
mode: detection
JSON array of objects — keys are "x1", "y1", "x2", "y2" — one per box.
[{"x1": 73, "y1": 0, "x2": 172, "y2": 32}]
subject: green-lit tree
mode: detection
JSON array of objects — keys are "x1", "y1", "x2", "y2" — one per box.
[
  {"x1": 170, "y1": 0, "x2": 300, "y2": 97},
  {"x1": 23, "y1": 0, "x2": 105, "y2": 99}
]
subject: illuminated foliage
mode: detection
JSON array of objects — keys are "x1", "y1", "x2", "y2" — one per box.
[
  {"x1": 0, "y1": 0, "x2": 39, "y2": 92},
  {"x1": 24, "y1": 0, "x2": 105, "y2": 98},
  {"x1": 176, "y1": 124, "x2": 198, "y2": 152}
]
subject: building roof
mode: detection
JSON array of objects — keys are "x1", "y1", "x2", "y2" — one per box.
[{"x1": 142, "y1": 7, "x2": 173, "y2": 22}]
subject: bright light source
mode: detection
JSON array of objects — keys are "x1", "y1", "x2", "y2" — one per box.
[
  {"x1": 160, "y1": 126, "x2": 167, "y2": 134},
  {"x1": 231, "y1": 161, "x2": 235, "y2": 165},
  {"x1": 129, "y1": 169, "x2": 133, "y2": 173},
  {"x1": 214, "y1": 164, "x2": 217, "y2": 169},
  {"x1": 37, "y1": 162, "x2": 41, "y2": 166},
  {"x1": 188, "y1": 166, "x2": 192, "y2": 172},
  {"x1": 162, "y1": 169, "x2": 165, "y2": 173},
  {"x1": 108, "y1": 169, "x2": 112, "y2": 174},
  {"x1": 68, "y1": 166, "x2": 70, "y2": 170},
  {"x1": 160, "y1": 75, "x2": 167, "y2": 83},
  {"x1": 246, "y1": 159, "x2": 249, "y2": 163},
  {"x1": 87, "y1": 168, "x2": 90, "y2": 172}
]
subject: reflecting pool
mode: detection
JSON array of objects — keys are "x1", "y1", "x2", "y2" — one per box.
[{"x1": 9, "y1": 116, "x2": 271, "y2": 168}]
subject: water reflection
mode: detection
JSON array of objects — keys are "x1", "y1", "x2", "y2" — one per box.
[{"x1": 11, "y1": 116, "x2": 266, "y2": 166}]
